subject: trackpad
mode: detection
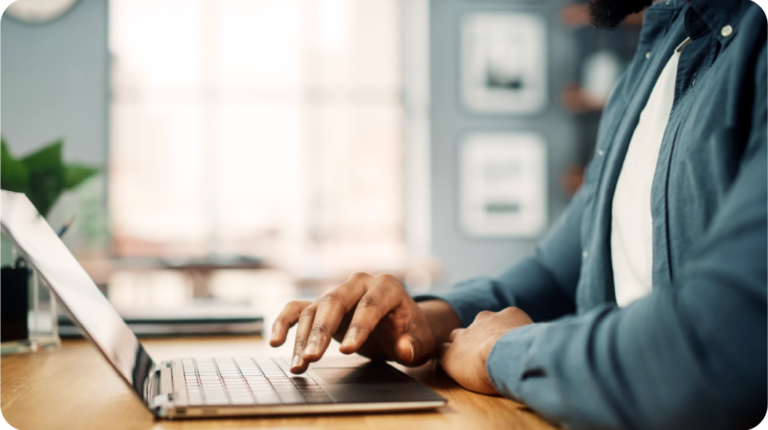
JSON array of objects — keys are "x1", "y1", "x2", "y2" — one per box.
[{"x1": 313, "y1": 364, "x2": 408, "y2": 385}]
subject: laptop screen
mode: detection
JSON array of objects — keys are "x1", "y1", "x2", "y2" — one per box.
[{"x1": 1, "y1": 191, "x2": 154, "y2": 402}]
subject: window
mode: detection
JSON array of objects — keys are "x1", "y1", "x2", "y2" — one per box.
[{"x1": 109, "y1": 0, "x2": 405, "y2": 276}]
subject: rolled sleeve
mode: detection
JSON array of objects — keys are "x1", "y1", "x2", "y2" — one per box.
[{"x1": 485, "y1": 323, "x2": 543, "y2": 400}]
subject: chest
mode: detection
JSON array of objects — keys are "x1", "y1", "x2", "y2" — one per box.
[{"x1": 575, "y1": 6, "x2": 750, "y2": 310}]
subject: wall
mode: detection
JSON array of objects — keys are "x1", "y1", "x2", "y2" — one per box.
[
  {"x1": 429, "y1": 0, "x2": 578, "y2": 288},
  {"x1": 2, "y1": 0, "x2": 108, "y2": 163},
  {"x1": 1, "y1": 0, "x2": 110, "y2": 257}
]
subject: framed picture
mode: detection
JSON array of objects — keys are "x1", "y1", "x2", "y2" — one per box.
[
  {"x1": 461, "y1": 13, "x2": 548, "y2": 115},
  {"x1": 459, "y1": 132, "x2": 547, "y2": 238}
]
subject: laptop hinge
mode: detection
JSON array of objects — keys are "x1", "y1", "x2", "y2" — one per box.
[
  {"x1": 150, "y1": 365, "x2": 176, "y2": 412},
  {"x1": 158, "y1": 367, "x2": 173, "y2": 395},
  {"x1": 146, "y1": 362, "x2": 172, "y2": 407}
]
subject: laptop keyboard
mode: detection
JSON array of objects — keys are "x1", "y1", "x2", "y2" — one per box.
[{"x1": 181, "y1": 357, "x2": 332, "y2": 406}]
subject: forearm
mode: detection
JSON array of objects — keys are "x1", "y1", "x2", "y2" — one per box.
[
  {"x1": 414, "y1": 187, "x2": 587, "y2": 326},
  {"x1": 418, "y1": 300, "x2": 461, "y2": 347},
  {"x1": 414, "y1": 256, "x2": 575, "y2": 327}
]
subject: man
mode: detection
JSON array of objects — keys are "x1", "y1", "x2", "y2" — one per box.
[{"x1": 270, "y1": 0, "x2": 768, "y2": 428}]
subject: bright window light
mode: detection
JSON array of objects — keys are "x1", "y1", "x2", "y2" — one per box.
[{"x1": 109, "y1": 0, "x2": 404, "y2": 278}]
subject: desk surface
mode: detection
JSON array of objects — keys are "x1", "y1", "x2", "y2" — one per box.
[{"x1": 1, "y1": 337, "x2": 556, "y2": 430}]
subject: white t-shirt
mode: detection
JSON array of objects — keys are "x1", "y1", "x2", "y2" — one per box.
[{"x1": 611, "y1": 40, "x2": 688, "y2": 307}]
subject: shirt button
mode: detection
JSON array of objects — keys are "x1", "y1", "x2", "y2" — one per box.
[
  {"x1": 597, "y1": 149, "x2": 604, "y2": 156},
  {"x1": 645, "y1": 52, "x2": 651, "y2": 59},
  {"x1": 583, "y1": 251, "x2": 588, "y2": 259},
  {"x1": 721, "y1": 25, "x2": 733, "y2": 37}
]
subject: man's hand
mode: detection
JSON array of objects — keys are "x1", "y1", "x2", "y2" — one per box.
[
  {"x1": 439, "y1": 307, "x2": 534, "y2": 395},
  {"x1": 269, "y1": 272, "x2": 461, "y2": 374}
]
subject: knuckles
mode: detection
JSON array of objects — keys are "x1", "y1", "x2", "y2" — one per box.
[
  {"x1": 310, "y1": 323, "x2": 330, "y2": 337},
  {"x1": 357, "y1": 295, "x2": 383, "y2": 311},
  {"x1": 374, "y1": 273, "x2": 399, "y2": 286},
  {"x1": 319, "y1": 292, "x2": 339, "y2": 305},
  {"x1": 477, "y1": 310, "x2": 493, "y2": 320},
  {"x1": 350, "y1": 272, "x2": 370, "y2": 281},
  {"x1": 501, "y1": 306, "x2": 524, "y2": 316},
  {"x1": 299, "y1": 307, "x2": 315, "y2": 319},
  {"x1": 287, "y1": 300, "x2": 305, "y2": 310}
]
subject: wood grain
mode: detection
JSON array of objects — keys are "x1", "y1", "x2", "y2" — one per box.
[{"x1": 1, "y1": 337, "x2": 557, "y2": 430}]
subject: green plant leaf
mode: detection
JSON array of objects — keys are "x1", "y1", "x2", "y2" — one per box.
[
  {"x1": 1, "y1": 138, "x2": 30, "y2": 193},
  {"x1": 21, "y1": 140, "x2": 63, "y2": 171},
  {"x1": 21, "y1": 140, "x2": 65, "y2": 217},
  {"x1": 64, "y1": 164, "x2": 100, "y2": 190}
]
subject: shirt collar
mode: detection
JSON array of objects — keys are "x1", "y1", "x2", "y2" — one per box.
[{"x1": 688, "y1": 0, "x2": 746, "y2": 44}]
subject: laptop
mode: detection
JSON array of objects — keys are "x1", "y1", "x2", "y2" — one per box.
[{"x1": 0, "y1": 191, "x2": 446, "y2": 419}]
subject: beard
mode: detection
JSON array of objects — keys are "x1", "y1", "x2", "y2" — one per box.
[{"x1": 589, "y1": 0, "x2": 654, "y2": 30}]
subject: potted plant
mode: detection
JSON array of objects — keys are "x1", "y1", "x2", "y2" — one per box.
[{"x1": 0, "y1": 137, "x2": 99, "y2": 351}]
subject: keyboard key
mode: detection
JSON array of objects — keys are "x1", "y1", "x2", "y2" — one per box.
[
  {"x1": 254, "y1": 395, "x2": 281, "y2": 405},
  {"x1": 275, "y1": 389, "x2": 302, "y2": 396},
  {"x1": 227, "y1": 389, "x2": 251, "y2": 394},
  {"x1": 290, "y1": 378, "x2": 317, "y2": 386}
]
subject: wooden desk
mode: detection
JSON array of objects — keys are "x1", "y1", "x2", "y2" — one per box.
[{"x1": 1, "y1": 337, "x2": 556, "y2": 430}]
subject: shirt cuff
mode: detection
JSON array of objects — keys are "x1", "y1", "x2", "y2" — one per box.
[
  {"x1": 485, "y1": 323, "x2": 548, "y2": 401},
  {"x1": 413, "y1": 277, "x2": 514, "y2": 327}
]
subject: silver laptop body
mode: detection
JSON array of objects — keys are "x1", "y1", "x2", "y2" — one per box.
[{"x1": 0, "y1": 191, "x2": 446, "y2": 419}]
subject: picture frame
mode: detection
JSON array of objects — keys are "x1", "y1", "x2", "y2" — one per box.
[
  {"x1": 461, "y1": 12, "x2": 548, "y2": 115},
  {"x1": 459, "y1": 132, "x2": 548, "y2": 238}
]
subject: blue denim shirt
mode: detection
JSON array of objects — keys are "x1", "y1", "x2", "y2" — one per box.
[{"x1": 418, "y1": 1, "x2": 767, "y2": 429}]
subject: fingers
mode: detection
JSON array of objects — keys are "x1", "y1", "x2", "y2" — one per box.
[
  {"x1": 302, "y1": 282, "x2": 365, "y2": 362},
  {"x1": 448, "y1": 328, "x2": 464, "y2": 342},
  {"x1": 339, "y1": 276, "x2": 404, "y2": 354},
  {"x1": 394, "y1": 318, "x2": 436, "y2": 366},
  {"x1": 290, "y1": 306, "x2": 316, "y2": 374},
  {"x1": 270, "y1": 301, "x2": 311, "y2": 347},
  {"x1": 439, "y1": 342, "x2": 451, "y2": 361}
]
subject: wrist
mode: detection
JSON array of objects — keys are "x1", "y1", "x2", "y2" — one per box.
[{"x1": 418, "y1": 300, "x2": 461, "y2": 347}]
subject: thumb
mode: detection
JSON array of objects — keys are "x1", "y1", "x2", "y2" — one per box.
[{"x1": 395, "y1": 322, "x2": 434, "y2": 366}]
